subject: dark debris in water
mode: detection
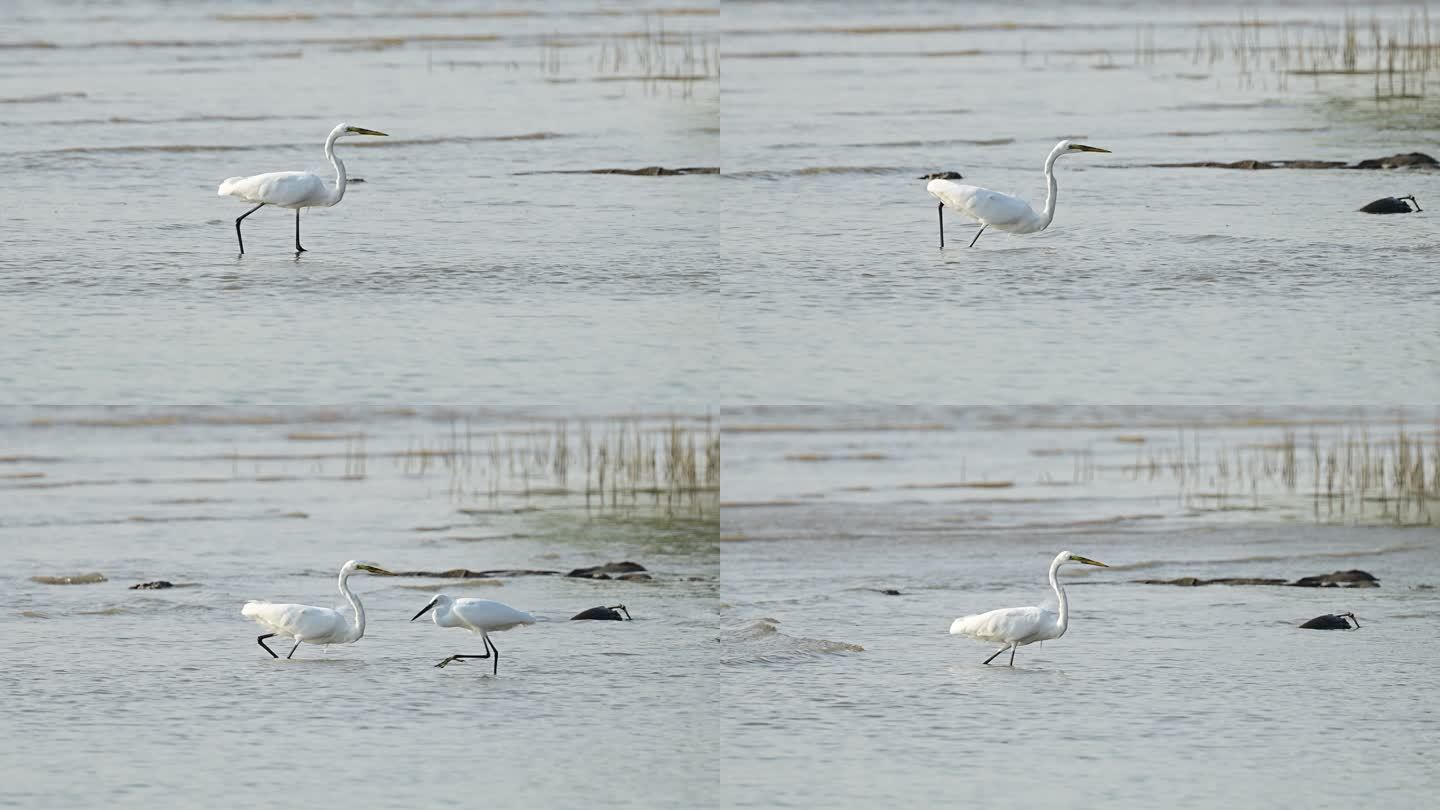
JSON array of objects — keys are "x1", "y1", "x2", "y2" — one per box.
[
  {"x1": 514, "y1": 166, "x2": 718, "y2": 176},
  {"x1": 918, "y1": 171, "x2": 963, "y2": 180},
  {"x1": 1136, "y1": 569, "x2": 1379, "y2": 588},
  {"x1": 1154, "y1": 152, "x2": 1436, "y2": 171},
  {"x1": 1359, "y1": 195, "x2": 1420, "y2": 214},
  {"x1": 567, "y1": 561, "x2": 648, "y2": 579},
  {"x1": 571, "y1": 604, "x2": 632, "y2": 621},
  {"x1": 128, "y1": 580, "x2": 201, "y2": 590}
]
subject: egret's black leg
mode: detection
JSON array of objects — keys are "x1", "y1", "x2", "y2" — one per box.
[
  {"x1": 968, "y1": 224, "x2": 987, "y2": 248},
  {"x1": 488, "y1": 634, "x2": 500, "y2": 676},
  {"x1": 235, "y1": 203, "x2": 264, "y2": 255},
  {"x1": 287, "y1": 641, "x2": 302, "y2": 659},
  {"x1": 256, "y1": 633, "x2": 279, "y2": 658},
  {"x1": 938, "y1": 203, "x2": 945, "y2": 248},
  {"x1": 982, "y1": 644, "x2": 1010, "y2": 666},
  {"x1": 1008, "y1": 644, "x2": 1017, "y2": 667},
  {"x1": 435, "y1": 650, "x2": 492, "y2": 669},
  {"x1": 294, "y1": 209, "x2": 306, "y2": 253}
]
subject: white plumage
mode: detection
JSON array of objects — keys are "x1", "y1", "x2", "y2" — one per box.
[
  {"x1": 926, "y1": 139, "x2": 1110, "y2": 248},
  {"x1": 411, "y1": 594, "x2": 537, "y2": 675},
  {"x1": 949, "y1": 550, "x2": 1109, "y2": 666},
  {"x1": 241, "y1": 559, "x2": 392, "y2": 659},
  {"x1": 217, "y1": 122, "x2": 387, "y2": 254}
]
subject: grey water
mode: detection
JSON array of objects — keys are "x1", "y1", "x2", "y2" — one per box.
[
  {"x1": 720, "y1": 404, "x2": 1440, "y2": 809},
  {"x1": 0, "y1": 0, "x2": 718, "y2": 410},
  {"x1": 720, "y1": 0, "x2": 1440, "y2": 404},
  {"x1": 1, "y1": 409, "x2": 718, "y2": 809}
]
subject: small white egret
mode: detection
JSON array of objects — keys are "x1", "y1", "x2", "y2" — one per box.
[
  {"x1": 926, "y1": 140, "x2": 1110, "y2": 248},
  {"x1": 410, "y1": 594, "x2": 536, "y2": 675},
  {"x1": 217, "y1": 122, "x2": 387, "y2": 254},
  {"x1": 949, "y1": 550, "x2": 1109, "y2": 666},
  {"x1": 241, "y1": 560, "x2": 393, "y2": 659}
]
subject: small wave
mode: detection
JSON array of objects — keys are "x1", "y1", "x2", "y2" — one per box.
[
  {"x1": 77, "y1": 606, "x2": 132, "y2": 616},
  {"x1": 0, "y1": 91, "x2": 86, "y2": 104},
  {"x1": 721, "y1": 617, "x2": 863, "y2": 664},
  {"x1": 398, "y1": 580, "x2": 504, "y2": 591},
  {"x1": 19, "y1": 611, "x2": 52, "y2": 619}
]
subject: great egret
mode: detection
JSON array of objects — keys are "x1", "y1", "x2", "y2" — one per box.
[
  {"x1": 949, "y1": 550, "x2": 1109, "y2": 666},
  {"x1": 926, "y1": 140, "x2": 1110, "y2": 248},
  {"x1": 410, "y1": 594, "x2": 536, "y2": 675},
  {"x1": 1300, "y1": 612, "x2": 1359, "y2": 630},
  {"x1": 241, "y1": 560, "x2": 393, "y2": 659},
  {"x1": 217, "y1": 122, "x2": 388, "y2": 254}
]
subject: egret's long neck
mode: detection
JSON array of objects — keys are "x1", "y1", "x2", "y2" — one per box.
[
  {"x1": 324, "y1": 130, "x2": 347, "y2": 207},
  {"x1": 1050, "y1": 557, "x2": 1069, "y2": 635},
  {"x1": 338, "y1": 571, "x2": 365, "y2": 640},
  {"x1": 1038, "y1": 145, "x2": 1065, "y2": 230}
]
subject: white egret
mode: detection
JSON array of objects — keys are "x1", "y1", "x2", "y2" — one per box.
[
  {"x1": 241, "y1": 560, "x2": 393, "y2": 659},
  {"x1": 949, "y1": 550, "x2": 1108, "y2": 666},
  {"x1": 926, "y1": 140, "x2": 1110, "y2": 248},
  {"x1": 410, "y1": 594, "x2": 536, "y2": 675},
  {"x1": 217, "y1": 122, "x2": 388, "y2": 254}
]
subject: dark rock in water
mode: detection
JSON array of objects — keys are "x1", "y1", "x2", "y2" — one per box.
[
  {"x1": 1359, "y1": 195, "x2": 1420, "y2": 214},
  {"x1": 571, "y1": 604, "x2": 632, "y2": 621},
  {"x1": 918, "y1": 171, "x2": 963, "y2": 180},
  {"x1": 1300, "y1": 612, "x2": 1359, "y2": 630},
  {"x1": 1352, "y1": 152, "x2": 1438, "y2": 170},
  {"x1": 1290, "y1": 570, "x2": 1379, "y2": 588},
  {"x1": 1154, "y1": 153, "x2": 1436, "y2": 171},
  {"x1": 567, "y1": 561, "x2": 647, "y2": 579},
  {"x1": 129, "y1": 580, "x2": 174, "y2": 590},
  {"x1": 617, "y1": 572, "x2": 653, "y2": 582},
  {"x1": 1137, "y1": 569, "x2": 1380, "y2": 588},
  {"x1": 1135, "y1": 576, "x2": 1288, "y2": 586},
  {"x1": 517, "y1": 167, "x2": 718, "y2": 177},
  {"x1": 388, "y1": 568, "x2": 561, "y2": 578},
  {"x1": 877, "y1": 588, "x2": 903, "y2": 595}
]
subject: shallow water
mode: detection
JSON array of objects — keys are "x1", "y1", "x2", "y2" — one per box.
[
  {"x1": 0, "y1": 0, "x2": 718, "y2": 409},
  {"x1": 721, "y1": 0, "x2": 1440, "y2": 404},
  {"x1": 0, "y1": 409, "x2": 718, "y2": 809}
]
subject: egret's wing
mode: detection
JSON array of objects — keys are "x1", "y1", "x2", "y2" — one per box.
[
  {"x1": 242, "y1": 601, "x2": 342, "y2": 639},
  {"x1": 927, "y1": 180, "x2": 1036, "y2": 227},
  {"x1": 218, "y1": 171, "x2": 327, "y2": 207},
  {"x1": 950, "y1": 605, "x2": 1049, "y2": 643},
  {"x1": 454, "y1": 599, "x2": 537, "y2": 631}
]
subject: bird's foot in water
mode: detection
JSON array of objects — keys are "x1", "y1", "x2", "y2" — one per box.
[
  {"x1": 295, "y1": 246, "x2": 307, "y2": 254},
  {"x1": 435, "y1": 656, "x2": 462, "y2": 669}
]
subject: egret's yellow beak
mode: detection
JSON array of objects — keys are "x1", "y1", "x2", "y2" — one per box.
[
  {"x1": 1071, "y1": 144, "x2": 1110, "y2": 153},
  {"x1": 347, "y1": 126, "x2": 388, "y2": 137},
  {"x1": 1070, "y1": 555, "x2": 1109, "y2": 567}
]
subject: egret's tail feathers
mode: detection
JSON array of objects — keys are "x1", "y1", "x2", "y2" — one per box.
[
  {"x1": 218, "y1": 177, "x2": 245, "y2": 196},
  {"x1": 949, "y1": 615, "x2": 976, "y2": 635},
  {"x1": 241, "y1": 600, "x2": 269, "y2": 617}
]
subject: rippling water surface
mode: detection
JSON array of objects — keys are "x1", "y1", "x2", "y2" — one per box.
[
  {"x1": 1, "y1": 408, "x2": 718, "y2": 808},
  {"x1": 721, "y1": 404, "x2": 1440, "y2": 809},
  {"x1": 721, "y1": 0, "x2": 1440, "y2": 404},
  {"x1": 1, "y1": 0, "x2": 718, "y2": 408}
]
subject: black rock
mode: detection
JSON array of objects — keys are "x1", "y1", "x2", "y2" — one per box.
[
  {"x1": 1300, "y1": 612, "x2": 1359, "y2": 630},
  {"x1": 129, "y1": 580, "x2": 175, "y2": 590},
  {"x1": 571, "y1": 605, "x2": 632, "y2": 621},
  {"x1": 1290, "y1": 570, "x2": 1379, "y2": 588},
  {"x1": 1359, "y1": 195, "x2": 1420, "y2": 214},
  {"x1": 918, "y1": 171, "x2": 964, "y2": 180},
  {"x1": 567, "y1": 561, "x2": 647, "y2": 579},
  {"x1": 1352, "y1": 152, "x2": 1438, "y2": 170}
]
